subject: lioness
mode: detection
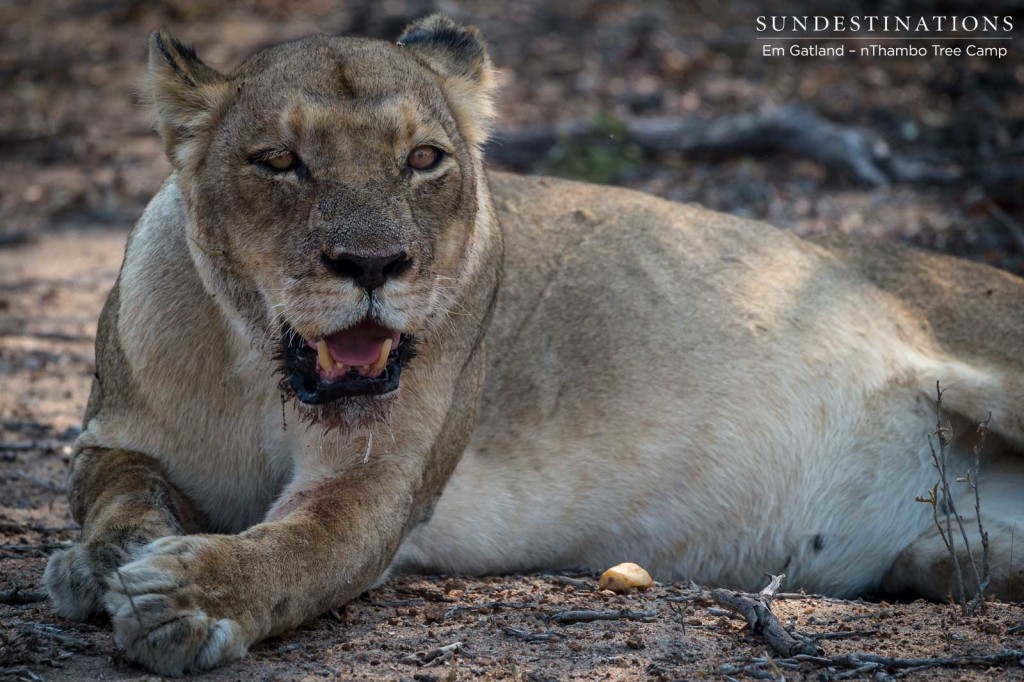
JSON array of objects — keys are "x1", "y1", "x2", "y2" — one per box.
[{"x1": 44, "y1": 15, "x2": 1023, "y2": 676}]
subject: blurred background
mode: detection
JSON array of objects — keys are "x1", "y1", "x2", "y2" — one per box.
[{"x1": 1, "y1": 0, "x2": 1023, "y2": 272}]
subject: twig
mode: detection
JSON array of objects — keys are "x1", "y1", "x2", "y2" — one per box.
[
  {"x1": 836, "y1": 662, "x2": 881, "y2": 679},
  {"x1": 0, "y1": 584, "x2": 47, "y2": 605},
  {"x1": 394, "y1": 585, "x2": 455, "y2": 602},
  {"x1": 710, "y1": 574, "x2": 823, "y2": 658},
  {"x1": 398, "y1": 641, "x2": 463, "y2": 666},
  {"x1": 923, "y1": 383, "x2": 968, "y2": 612},
  {"x1": 0, "y1": 666, "x2": 44, "y2": 682},
  {"x1": 793, "y1": 649, "x2": 1024, "y2": 671},
  {"x1": 775, "y1": 592, "x2": 871, "y2": 605},
  {"x1": 0, "y1": 472, "x2": 65, "y2": 493},
  {"x1": 758, "y1": 574, "x2": 784, "y2": 603},
  {"x1": 542, "y1": 574, "x2": 596, "y2": 591},
  {"x1": 727, "y1": 648, "x2": 1024, "y2": 680},
  {"x1": 443, "y1": 600, "x2": 535, "y2": 621},
  {"x1": 21, "y1": 623, "x2": 91, "y2": 650},
  {"x1": 1, "y1": 542, "x2": 70, "y2": 556},
  {"x1": 548, "y1": 608, "x2": 658, "y2": 625},
  {"x1": 360, "y1": 597, "x2": 424, "y2": 608},
  {"x1": 707, "y1": 607, "x2": 746, "y2": 620},
  {"x1": 918, "y1": 383, "x2": 991, "y2": 615},
  {"x1": 501, "y1": 626, "x2": 559, "y2": 643},
  {"x1": 798, "y1": 629, "x2": 878, "y2": 641},
  {"x1": 967, "y1": 414, "x2": 992, "y2": 613},
  {"x1": 840, "y1": 608, "x2": 894, "y2": 622}
]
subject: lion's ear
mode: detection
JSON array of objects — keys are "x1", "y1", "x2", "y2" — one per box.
[
  {"x1": 398, "y1": 15, "x2": 496, "y2": 147},
  {"x1": 146, "y1": 29, "x2": 230, "y2": 170}
]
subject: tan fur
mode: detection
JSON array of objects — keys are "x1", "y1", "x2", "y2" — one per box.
[{"x1": 45, "y1": 18, "x2": 1024, "y2": 676}]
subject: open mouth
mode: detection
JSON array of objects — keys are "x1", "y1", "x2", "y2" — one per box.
[{"x1": 282, "y1": 318, "x2": 414, "y2": 404}]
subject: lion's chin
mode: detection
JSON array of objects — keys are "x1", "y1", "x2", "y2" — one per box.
[{"x1": 287, "y1": 391, "x2": 400, "y2": 434}]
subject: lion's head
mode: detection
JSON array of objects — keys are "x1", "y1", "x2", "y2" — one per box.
[{"x1": 146, "y1": 16, "x2": 496, "y2": 419}]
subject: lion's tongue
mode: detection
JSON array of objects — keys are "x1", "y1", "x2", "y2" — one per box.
[{"x1": 320, "y1": 320, "x2": 399, "y2": 367}]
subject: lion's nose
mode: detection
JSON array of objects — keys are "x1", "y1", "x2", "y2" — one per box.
[{"x1": 322, "y1": 250, "x2": 411, "y2": 291}]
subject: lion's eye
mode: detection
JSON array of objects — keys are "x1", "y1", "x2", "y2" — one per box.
[
  {"x1": 407, "y1": 145, "x2": 443, "y2": 171},
  {"x1": 259, "y1": 151, "x2": 300, "y2": 172}
]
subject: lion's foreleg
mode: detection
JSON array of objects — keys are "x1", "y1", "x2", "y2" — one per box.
[
  {"x1": 44, "y1": 447, "x2": 202, "y2": 620},
  {"x1": 102, "y1": 459, "x2": 420, "y2": 675},
  {"x1": 102, "y1": 351, "x2": 485, "y2": 676}
]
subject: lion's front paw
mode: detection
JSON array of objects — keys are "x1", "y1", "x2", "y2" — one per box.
[
  {"x1": 45, "y1": 542, "x2": 122, "y2": 621},
  {"x1": 104, "y1": 536, "x2": 249, "y2": 676}
]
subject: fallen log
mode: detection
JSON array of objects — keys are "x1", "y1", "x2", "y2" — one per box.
[{"x1": 486, "y1": 106, "x2": 962, "y2": 187}]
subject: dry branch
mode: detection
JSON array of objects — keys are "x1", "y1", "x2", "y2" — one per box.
[
  {"x1": 501, "y1": 626, "x2": 559, "y2": 643},
  {"x1": 398, "y1": 641, "x2": 463, "y2": 666},
  {"x1": 724, "y1": 648, "x2": 1024, "y2": 680},
  {"x1": 840, "y1": 608, "x2": 893, "y2": 622},
  {"x1": 394, "y1": 585, "x2": 455, "y2": 602},
  {"x1": 485, "y1": 106, "x2": 961, "y2": 186},
  {"x1": 0, "y1": 584, "x2": 47, "y2": 605},
  {"x1": 20, "y1": 624, "x2": 90, "y2": 650},
  {"x1": 967, "y1": 414, "x2": 992, "y2": 612},
  {"x1": 542, "y1": 574, "x2": 596, "y2": 591},
  {"x1": 801, "y1": 630, "x2": 879, "y2": 641},
  {"x1": 443, "y1": 600, "x2": 535, "y2": 621},
  {"x1": 794, "y1": 649, "x2": 1024, "y2": 671},
  {"x1": 0, "y1": 472, "x2": 64, "y2": 493},
  {"x1": 918, "y1": 382, "x2": 991, "y2": 614},
  {"x1": 548, "y1": 608, "x2": 658, "y2": 625},
  {"x1": 710, "y1": 574, "x2": 823, "y2": 658}
]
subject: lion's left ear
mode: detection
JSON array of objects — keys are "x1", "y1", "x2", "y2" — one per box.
[{"x1": 398, "y1": 15, "x2": 496, "y2": 148}]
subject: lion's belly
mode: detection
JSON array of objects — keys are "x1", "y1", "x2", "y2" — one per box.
[{"x1": 396, "y1": 374, "x2": 938, "y2": 596}]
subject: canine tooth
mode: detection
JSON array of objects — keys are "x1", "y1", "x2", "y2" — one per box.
[
  {"x1": 371, "y1": 338, "x2": 393, "y2": 372},
  {"x1": 316, "y1": 340, "x2": 334, "y2": 370}
]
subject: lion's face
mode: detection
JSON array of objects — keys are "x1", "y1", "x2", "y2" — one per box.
[{"x1": 147, "y1": 18, "x2": 495, "y2": 411}]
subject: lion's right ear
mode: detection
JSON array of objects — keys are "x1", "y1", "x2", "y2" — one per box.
[{"x1": 145, "y1": 29, "x2": 230, "y2": 170}]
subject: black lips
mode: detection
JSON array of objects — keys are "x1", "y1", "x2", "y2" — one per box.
[{"x1": 282, "y1": 329, "x2": 415, "y2": 404}]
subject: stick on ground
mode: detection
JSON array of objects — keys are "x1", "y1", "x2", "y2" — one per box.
[
  {"x1": 711, "y1": 574, "x2": 823, "y2": 658},
  {"x1": 398, "y1": 641, "x2": 463, "y2": 666},
  {"x1": 549, "y1": 609, "x2": 659, "y2": 625},
  {"x1": 0, "y1": 583, "x2": 47, "y2": 605}
]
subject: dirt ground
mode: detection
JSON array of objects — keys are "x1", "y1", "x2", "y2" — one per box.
[{"x1": 2, "y1": 0, "x2": 1024, "y2": 680}]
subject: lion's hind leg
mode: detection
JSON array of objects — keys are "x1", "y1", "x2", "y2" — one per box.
[
  {"x1": 44, "y1": 447, "x2": 201, "y2": 620},
  {"x1": 882, "y1": 451, "x2": 1024, "y2": 602}
]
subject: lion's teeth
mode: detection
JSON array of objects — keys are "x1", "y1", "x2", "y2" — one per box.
[
  {"x1": 316, "y1": 340, "x2": 334, "y2": 371},
  {"x1": 371, "y1": 338, "x2": 393, "y2": 372}
]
